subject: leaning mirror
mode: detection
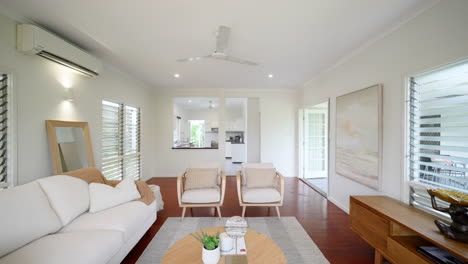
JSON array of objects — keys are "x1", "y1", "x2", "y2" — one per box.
[
  {"x1": 46, "y1": 120, "x2": 95, "y2": 174},
  {"x1": 173, "y1": 97, "x2": 219, "y2": 149}
]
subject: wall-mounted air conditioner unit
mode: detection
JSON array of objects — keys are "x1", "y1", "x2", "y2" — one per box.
[{"x1": 16, "y1": 24, "x2": 102, "y2": 77}]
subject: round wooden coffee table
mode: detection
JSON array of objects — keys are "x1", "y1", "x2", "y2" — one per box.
[{"x1": 161, "y1": 226, "x2": 287, "y2": 263}]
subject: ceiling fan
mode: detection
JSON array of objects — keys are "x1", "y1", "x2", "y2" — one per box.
[{"x1": 177, "y1": 25, "x2": 258, "y2": 66}]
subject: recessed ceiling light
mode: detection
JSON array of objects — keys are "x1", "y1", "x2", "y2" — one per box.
[
  {"x1": 174, "y1": 73, "x2": 180, "y2": 78},
  {"x1": 268, "y1": 74, "x2": 274, "y2": 78},
  {"x1": 188, "y1": 58, "x2": 194, "y2": 61}
]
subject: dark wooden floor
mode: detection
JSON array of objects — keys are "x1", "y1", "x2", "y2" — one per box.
[{"x1": 122, "y1": 177, "x2": 374, "y2": 264}]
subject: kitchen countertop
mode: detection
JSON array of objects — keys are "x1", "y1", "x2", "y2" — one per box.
[
  {"x1": 172, "y1": 147, "x2": 219, "y2": 149},
  {"x1": 226, "y1": 140, "x2": 244, "y2": 144}
]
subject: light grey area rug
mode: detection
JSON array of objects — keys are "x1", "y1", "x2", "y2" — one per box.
[{"x1": 137, "y1": 217, "x2": 329, "y2": 264}]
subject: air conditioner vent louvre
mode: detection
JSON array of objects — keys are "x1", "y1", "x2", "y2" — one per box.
[{"x1": 38, "y1": 51, "x2": 99, "y2": 77}]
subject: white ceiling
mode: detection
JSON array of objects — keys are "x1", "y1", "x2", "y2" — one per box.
[
  {"x1": 0, "y1": 0, "x2": 431, "y2": 90},
  {"x1": 174, "y1": 97, "x2": 219, "y2": 111}
]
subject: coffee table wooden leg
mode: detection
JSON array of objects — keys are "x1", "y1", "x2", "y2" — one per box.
[
  {"x1": 181, "y1": 207, "x2": 186, "y2": 221},
  {"x1": 275, "y1": 206, "x2": 281, "y2": 219},
  {"x1": 216, "y1": 207, "x2": 222, "y2": 219},
  {"x1": 242, "y1": 206, "x2": 246, "y2": 217}
]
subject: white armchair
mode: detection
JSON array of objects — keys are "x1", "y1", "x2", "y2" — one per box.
[
  {"x1": 177, "y1": 162, "x2": 226, "y2": 221},
  {"x1": 236, "y1": 163, "x2": 285, "y2": 218}
]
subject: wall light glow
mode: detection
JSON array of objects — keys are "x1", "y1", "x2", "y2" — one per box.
[
  {"x1": 61, "y1": 79, "x2": 73, "y2": 89},
  {"x1": 64, "y1": 88, "x2": 74, "y2": 102},
  {"x1": 49, "y1": 61, "x2": 81, "y2": 89}
]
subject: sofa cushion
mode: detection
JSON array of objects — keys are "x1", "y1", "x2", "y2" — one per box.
[
  {"x1": 241, "y1": 187, "x2": 281, "y2": 203},
  {"x1": 89, "y1": 179, "x2": 141, "y2": 213},
  {"x1": 241, "y1": 163, "x2": 274, "y2": 185},
  {"x1": 37, "y1": 175, "x2": 90, "y2": 225},
  {"x1": 184, "y1": 168, "x2": 218, "y2": 190},
  {"x1": 0, "y1": 230, "x2": 124, "y2": 264},
  {"x1": 63, "y1": 167, "x2": 108, "y2": 184},
  {"x1": 0, "y1": 181, "x2": 62, "y2": 258},
  {"x1": 245, "y1": 168, "x2": 277, "y2": 188},
  {"x1": 181, "y1": 187, "x2": 220, "y2": 203},
  {"x1": 60, "y1": 201, "x2": 156, "y2": 241}
]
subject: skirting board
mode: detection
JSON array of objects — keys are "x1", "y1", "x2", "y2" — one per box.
[{"x1": 328, "y1": 196, "x2": 349, "y2": 214}]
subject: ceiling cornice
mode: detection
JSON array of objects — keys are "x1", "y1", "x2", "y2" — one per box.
[{"x1": 302, "y1": 0, "x2": 441, "y2": 89}]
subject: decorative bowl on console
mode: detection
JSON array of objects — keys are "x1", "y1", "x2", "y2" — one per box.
[{"x1": 427, "y1": 188, "x2": 468, "y2": 243}]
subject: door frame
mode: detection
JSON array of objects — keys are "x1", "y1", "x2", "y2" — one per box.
[
  {"x1": 298, "y1": 99, "x2": 330, "y2": 196},
  {"x1": 303, "y1": 107, "x2": 328, "y2": 179}
]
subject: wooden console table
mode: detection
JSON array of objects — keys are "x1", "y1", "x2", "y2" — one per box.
[{"x1": 350, "y1": 196, "x2": 468, "y2": 264}]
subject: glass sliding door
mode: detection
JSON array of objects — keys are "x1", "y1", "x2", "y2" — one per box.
[{"x1": 302, "y1": 101, "x2": 329, "y2": 196}]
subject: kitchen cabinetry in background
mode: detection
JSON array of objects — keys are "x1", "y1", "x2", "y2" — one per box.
[
  {"x1": 205, "y1": 121, "x2": 219, "y2": 132},
  {"x1": 226, "y1": 119, "x2": 244, "y2": 132},
  {"x1": 231, "y1": 144, "x2": 246, "y2": 163},
  {"x1": 225, "y1": 142, "x2": 232, "y2": 158}
]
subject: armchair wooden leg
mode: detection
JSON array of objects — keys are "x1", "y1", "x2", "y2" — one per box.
[
  {"x1": 242, "y1": 206, "x2": 246, "y2": 217},
  {"x1": 275, "y1": 206, "x2": 281, "y2": 219},
  {"x1": 216, "y1": 207, "x2": 222, "y2": 219},
  {"x1": 181, "y1": 207, "x2": 186, "y2": 221},
  {"x1": 374, "y1": 249, "x2": 383, "y2": 264}
]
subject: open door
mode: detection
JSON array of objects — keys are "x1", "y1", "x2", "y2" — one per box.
[{"x1": 301, "y1": 101, "x2": 329, "y2": 196}]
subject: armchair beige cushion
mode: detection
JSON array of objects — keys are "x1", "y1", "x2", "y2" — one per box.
[
  {"x1": 184, "y1": 168, "x2": 218, "y2": 190},
  {"x1": 245, "y1": 168, "x2": 277, "y2": 188},
  {"x1": 181, "y1": 187, "x2": 220, "y2": 203},
  {"x1": 241, "y1": 187, "x2": 281, "y2": 203},
  {"x1": 241, "y1": 162, "x2": 274, "y2": 185}
]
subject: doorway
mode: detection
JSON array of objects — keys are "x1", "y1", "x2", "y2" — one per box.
[
  {"x1": 224, "y1": 97, "x2": 260, "y2": 175},
  {"x1": 301, "y1": 101, "x2": 329, "y2": 196}
]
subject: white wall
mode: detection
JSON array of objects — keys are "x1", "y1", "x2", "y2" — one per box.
[
  {"x1": 301, "y1": 0, "x2": 468, "y2": 212},
  {"x1": 247, "y1": 98, "x2": 260, "y2": 162},
  {"x1": 154, "y1": 89, "x2": 298, "y2": 177},
  {"x1": 0, "y1": 14, "x2": 156, "y2": 184}
]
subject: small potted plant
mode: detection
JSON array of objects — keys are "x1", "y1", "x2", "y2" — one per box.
[{"x1": 192, "y1": 231, "x2": 220, "y2": 264}]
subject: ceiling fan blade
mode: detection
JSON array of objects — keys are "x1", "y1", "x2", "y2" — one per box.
[
  {"x1": 223, "y1": 56, "x2": 258, "y2": 66},
  {"x1": 176, "y1": 55, "x2": 211, "y2": 62},
  {"x1": 209, "y1": 55, "x2": 257, "y2": 66},
  {"x1": 215, "y1": 26, "x2": 230, "y2": 53}
]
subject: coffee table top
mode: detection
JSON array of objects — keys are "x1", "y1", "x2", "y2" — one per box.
[{"x1": 161, "y1": 226, "x2": 287, "y2": 264}]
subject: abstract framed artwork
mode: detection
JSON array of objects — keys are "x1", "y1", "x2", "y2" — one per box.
[{"x1": 335, "y1": 84, "x2": 383, "y2": 190}]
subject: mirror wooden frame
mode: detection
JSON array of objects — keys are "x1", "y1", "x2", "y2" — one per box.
[{"x1": 45, "y1": 120, "x2": 95, "y2": 174}]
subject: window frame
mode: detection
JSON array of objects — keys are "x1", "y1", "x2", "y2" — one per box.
[
  {"x1": 188, "y1": 119, "x2": 205, "y2": 148},
  {"x1": 101, "y1": 99, "x2": 141, "y2": 180},
  {"x1": 0, "y1": 73, "x2": 17, "y2": 188},
  {"x1": 404, "y1": 58, "x2": 468, "y2": 218}
]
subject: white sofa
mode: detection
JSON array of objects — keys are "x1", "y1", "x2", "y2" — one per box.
[{"x1": 0, "y1": 175, "x2": 158, "y2": 264}]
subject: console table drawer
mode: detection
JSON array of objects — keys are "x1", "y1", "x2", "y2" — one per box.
[
  {"x1": 387, "y1": 236, "x2": 432, "y2": 264},
  {"x1": 350, "y1": 202, "x2": 389, "y2": 250}
]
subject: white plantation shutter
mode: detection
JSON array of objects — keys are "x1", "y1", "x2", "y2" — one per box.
[
  {"x1": 408, "y1": 60, "x2": 468, "y2": 216},
  {"x1": 102, "y1": 101, "x2": 141, "y2": 180},
  {"x1": 0, "y1": 74, "x2": 8, "y2": 188},
  {"x1": 123, "y1": 105, "x2": 141, "y2": 180},
  {"x1": 102, "y1": 101, "x2": 123, "y2": 180}
]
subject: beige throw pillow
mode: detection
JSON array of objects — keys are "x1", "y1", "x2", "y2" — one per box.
[
  {"x1": 184, "y1": 168, "x2": 218, "y2": 190},
  {"x1": 245, "y1": 168, "x2": 277, "y2": 188}
]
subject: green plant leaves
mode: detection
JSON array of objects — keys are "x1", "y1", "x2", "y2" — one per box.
[{"x1": 191, "y1": 231, "x2": 220, "y2": 250}]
